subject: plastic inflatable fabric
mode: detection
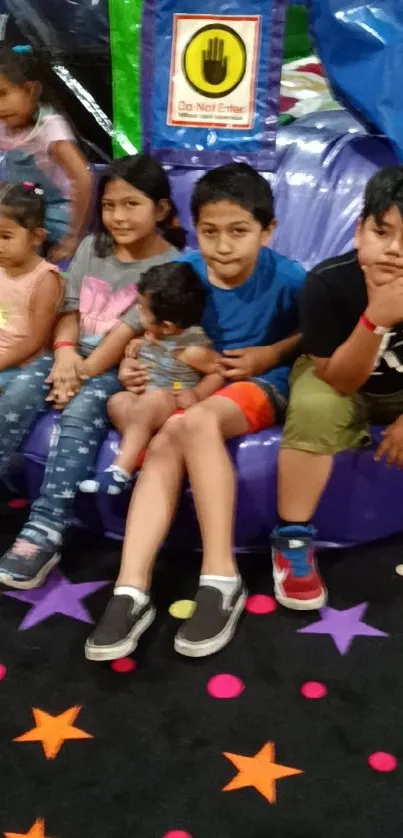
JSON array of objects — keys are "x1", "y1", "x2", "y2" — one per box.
[
  {"x1": 0, "y1": 0, "x2": 142, "y2": 160},
  {"x1": 13, "y1": 112, "x2": 403, "y2": 551},
  {"x1": 141, "y1": 0, "x2": 287, "y2": 169},
  {"x1": 168, "y1": 112, "x2": 398, "y2": 268},
  {"x1": 310, "y1": 0, "x2": 403, "y2": 161}
]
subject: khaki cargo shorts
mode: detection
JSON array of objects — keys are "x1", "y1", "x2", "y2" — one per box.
[{"x1": 281, "y1": 355, "x2": 403, "y2": 455}]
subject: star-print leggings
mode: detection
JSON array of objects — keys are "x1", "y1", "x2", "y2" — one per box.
[{"x1": 0, "y1": 353, "x2": 121, "y2": 535}]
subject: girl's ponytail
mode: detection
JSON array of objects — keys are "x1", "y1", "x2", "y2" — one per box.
[{"x1": 159, "y1": 201, "x2": 187, "y2": 251}]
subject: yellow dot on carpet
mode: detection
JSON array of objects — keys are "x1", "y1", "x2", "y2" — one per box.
[{"x1": 169, "y1": 599, "x2": 195, "y2": 619}]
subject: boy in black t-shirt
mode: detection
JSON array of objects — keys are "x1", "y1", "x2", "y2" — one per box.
[{"x1": 271, "y1": 166, "x2": 403, "y2": 611}]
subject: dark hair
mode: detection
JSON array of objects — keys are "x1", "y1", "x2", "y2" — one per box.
[
  {"x1": 362, "y1": 166, "x2": 403, "y2": 224},
  {"x1": 137, "y1": 262, "x2": 206, "y2": 329},
  {"x1": 0, "y1": 44, "x2": 58, "y2": 108},
  {"x1": 94, "y1": 154, "x2": 187, "y2": 257},
  {"x1": 191, "y1": 162, "x2": 275, "y2": 228},
  {"x1": 0, "y1": 182, "x2": 45, "y2": 230}
]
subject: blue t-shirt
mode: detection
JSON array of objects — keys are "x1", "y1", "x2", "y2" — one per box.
[{"x1": 180, "y1": 247, "x2": 306, "y2": 398}]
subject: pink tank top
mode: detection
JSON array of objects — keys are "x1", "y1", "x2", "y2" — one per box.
[{"x1": 0, "y1": 259, "x2": 63, "y2": 359}]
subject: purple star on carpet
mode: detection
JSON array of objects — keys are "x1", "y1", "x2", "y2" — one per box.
[
  {"x1": 4, "y1": 569, "x2": 110, "y2": 630},
  {"x1": 298, "y1": 602, "x2": 388, "y2": 654}
]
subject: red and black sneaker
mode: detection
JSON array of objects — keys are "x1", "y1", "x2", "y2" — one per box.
[{"x1": 271, "y1": 525, "x2": 327, "y2": 611}]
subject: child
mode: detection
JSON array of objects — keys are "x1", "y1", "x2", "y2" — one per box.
[
  {"x1": 85, "y1": 162, "x2": 306, "y2": 662},
  {"x1": 80, "y1": 262, "x2": 222, "y2": 496},
  {"x1": 271, "y1": 165, "x2": 403, "y2": 611},
  {"x1": 0, "y1": 45, "x2": 92, "y2": 261},
  {"x1": 0, "y1": 181, "x2": 62, "y2": 389},
  {"x1": 0, "y1": 153, "x2": 185, "y2": 590}
]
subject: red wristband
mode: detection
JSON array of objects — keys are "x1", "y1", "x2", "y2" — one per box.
[
  {"x1": 359, "y1": 314, "x2": 389, "y2": 336},
  {"x1": 360, "y1": 313, "x2": 376, "y2": 332},
  {"x1": 53, "y1": 341, "x2": 76, "y2": 350}
]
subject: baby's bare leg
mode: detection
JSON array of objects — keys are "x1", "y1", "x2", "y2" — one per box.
[
  {"x1": 79, "y1": 390, "x2": 177, "y2": 495},
  {"x1": 107, "y1": 391, "x2": 140, "y2": 434},
  {"x1": 113, "y1": 390, "x2": 177, "y2": 474}
]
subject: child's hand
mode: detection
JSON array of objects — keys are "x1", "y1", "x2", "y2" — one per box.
[
  {"x1": 46, "y1": 348, "x2": 84, "y2": 400},
  {"x1": 374, "y1": 416, "x2": 403, "y2": 467},
  {"x1": 119, "y1": 357, "x2": 148, "y2": 394},
  {"x1": 125, "y1": 338, "x2": 143, "y2": 359},
  {"x1": 47, "y1": 385, "x2": 75, "y2": 410},
  {"x1": 174, "y1": 389, "x2": 199, "y2": 409},
  {"x1": 48, "y1": 235, "x2": 79, "y2": 264},
  {"x1": 221, "y1": 346, "x2": 278, "y2": 380}
]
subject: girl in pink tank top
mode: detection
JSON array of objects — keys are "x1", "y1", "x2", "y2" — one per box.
[{"x1": 0, "y1": 181, "x2": 62, "y2": 388}]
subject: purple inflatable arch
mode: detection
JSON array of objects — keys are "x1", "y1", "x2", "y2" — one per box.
[{"x1": 20, "y1": 112, "x2": 403, "y2": 550}]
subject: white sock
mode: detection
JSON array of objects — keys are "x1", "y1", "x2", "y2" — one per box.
[
  {"x1": 79, "y1": 479, "x2": 99, "y2": 493},
  {"x1": 80, "y1": 465, "x2": 131, "y2": 495},
  {"x1": 199, "y1": 574, "x2": 240, "y2": 598},
  {"x1": 114, "y1": 585, "x2": 150, "y2": 607},
  {"x1": 107, "y1": 464, "x2": 131, "y2": 481}
]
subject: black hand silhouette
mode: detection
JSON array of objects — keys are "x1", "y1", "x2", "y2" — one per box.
[{"x1": 202, "y1": 38, "x2": 228, "y2": 85}]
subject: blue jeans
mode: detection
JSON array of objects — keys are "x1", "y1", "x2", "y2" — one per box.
[
  {"x1": 0, "y1": 354, "x2": 53, "y2": 477},
  {"x1": 27, "y1": 371, "x2": 122, "y2": 535}
]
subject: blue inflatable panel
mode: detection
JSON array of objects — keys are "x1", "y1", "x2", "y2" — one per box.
[{"x1": 310, "y1": 0, "x2": 403, "y2": 160}]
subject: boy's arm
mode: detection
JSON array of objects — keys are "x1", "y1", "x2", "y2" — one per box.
[
  {"x1": 311, "y1": 324, "x2": 383, "y2": 395},
  {"x1": 302, "y1": 270, "x2": 394, "y2": 395}
]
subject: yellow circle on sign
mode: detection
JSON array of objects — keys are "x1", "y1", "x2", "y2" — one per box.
[
  {"x1": 183, "y1": 24, "x2": 246, "y2": 99},
  {"x1": 169, "y1": 599, "x2": 196, "y2": 620}
]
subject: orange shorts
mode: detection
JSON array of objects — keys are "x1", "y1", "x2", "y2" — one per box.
[
  {"x1": 214, "y1": 381, "x2": 275, "y2": 434},
  {"x1": 136, "y1": 382, "x2": 274, "y2": 467}
]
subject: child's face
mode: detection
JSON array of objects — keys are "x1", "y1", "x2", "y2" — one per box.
[
  {"x1": 136, "y1": 293, "x2": 174, "y2": 339},
  {"x1": 0, "y1": 215, "x2": 40, "y2": 272},
  {"x1": 196, "y1": 200, "x2": 274, "y2": 285},
  {"x1": 102, "y1": 179, "x2": 166, "y2": 249},
  {"x1": 0, "y1": 75, "x2": 38, "y2": 130},
  {"x1": 355, "y1": 205, "x2": 403, "y2": 286}
]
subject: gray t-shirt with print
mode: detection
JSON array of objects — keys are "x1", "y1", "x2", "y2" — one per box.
[{"x1": 63, "y1": 235, "x2": 178, "y2": 354}]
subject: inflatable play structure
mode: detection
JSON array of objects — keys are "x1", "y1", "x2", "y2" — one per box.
[{"x1": 2, "y1": 0, "x2": 403, "y2": 549}]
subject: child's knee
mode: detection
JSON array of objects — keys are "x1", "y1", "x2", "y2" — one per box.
[
  {"x1": 183, "y1": 404, "x2": 220, "y2": 438},
  {"x1": 107, "y1": 391, "x2": 136, "y2": 423},
  {"x1": 146, "y1": 414, "x2": 184, "y2": 457}
]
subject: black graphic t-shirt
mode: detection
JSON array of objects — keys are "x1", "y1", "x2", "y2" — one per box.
[{"x1": 301, "y1": 250, "x2": 403, "y2": 395}]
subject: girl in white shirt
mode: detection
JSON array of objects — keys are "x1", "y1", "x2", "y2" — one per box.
[{"x1": 0, "y1": 44, "x2": 92, "y2": 261}]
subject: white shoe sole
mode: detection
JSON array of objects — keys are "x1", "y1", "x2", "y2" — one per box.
[
  {"x1": 275, "y1": 586, "x2": 328, "y2": 611},
  {"x1": 174, "y1": 590, "x2": 247, "y2": 658},
  {"x1": 85, "y1": 605, "x2": 156, "y2": 662},
  {"x1": 0, "y1": 553, "x2": 61, "y2": 590}
]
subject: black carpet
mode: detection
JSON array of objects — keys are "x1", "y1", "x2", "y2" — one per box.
[{"x1": 1, "y1": 508, "x2": 403, "y2": 838}]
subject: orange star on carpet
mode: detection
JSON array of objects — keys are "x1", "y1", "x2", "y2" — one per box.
[
  {"x1": 223, "y1": 741, "x2": 303, "y2": 804},
  {"x1": 14, "y1": 705, "x2": 92, "y2": 759},
  {"x1": 5, "y1": 817, "x2": 51, "y2": 837}
]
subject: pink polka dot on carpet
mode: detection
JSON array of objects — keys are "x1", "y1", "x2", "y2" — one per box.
[
  {"x1": 163, "y1": 832, "x2": 193, "y2": 838},
  {"x1": 0, "y1": 663, "x2": 7, "y2": 681},
  {"x1": 245, "y1": 594, "x2": 277, "y2": 614},
  {"x1": 368, "y1": 752, "x2": 397, "y2": 772},
  {"x1": 110, "y1": 658, "x2": 137, "y2": 673},
  {"x1": 207, "y1": 673, "x2": 245, "y2": 699},
  {"x1": 300, "y1": 681, "x2": 328, "y2": 699}
]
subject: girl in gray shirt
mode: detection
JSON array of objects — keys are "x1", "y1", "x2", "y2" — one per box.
[{"x1": 0, "y1": 153, "x2": 186, "y2": 590}]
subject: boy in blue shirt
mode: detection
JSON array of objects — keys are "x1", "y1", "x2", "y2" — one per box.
[{"x1": 85, "y1": 163, "x2": 306, "y2": 661}]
